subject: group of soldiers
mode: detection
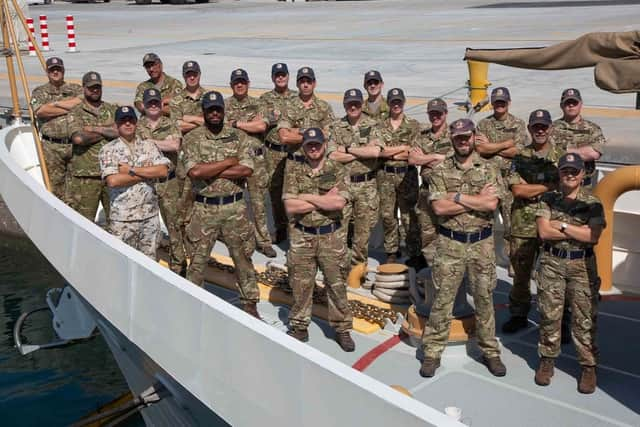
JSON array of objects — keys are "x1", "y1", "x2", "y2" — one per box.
[{"x1": 31, "y1": 53, "x2": 606, "y2": 392}]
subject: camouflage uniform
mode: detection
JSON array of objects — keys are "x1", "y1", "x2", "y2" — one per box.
[
  {"x1": 182, "y1": 125, "x2": 259, "y2": 304},
  {"x1": 422, "y1": 152, "x2": 504, "y2": 359},
  {"x1": 507, "y1": 142, "x2": 565, "y2": 317},
  {"x1": 535, "y1": 190, "x2": 605, "y2": 366},
  {"x1": 225, "y1": 95, "x2": 271, "y2": 250},
  {"x1": 136, "y1": 115, "x2": 185, "y2": 273},
  {"x1": 134, "y1": 73, "x2": 183, "y2": 111},
  {"x1": 414, "y1": 126, "x2": 452, "y2": 265},
  {"x1": 98, "y1": 137, "x2": 172, "y2": 258},
  {"x1": 551, "y1": 118, "x2": 606, "y2": 192},
  {"x1": 277, "y1": 94, "x2": 335, "y2": 158},
  {"x1": 259, "y1": 88, "x2": 297, "y2": 235},
  {"x1": 477, "y1": 113, "x2": 528, "y2": 239},
  {"x1": 373, "y1": 116, "x2": 421, "y2": 258},
  {"x1": 283, "y1": 158, "x2": 353, "y2": 332},
  {"x1": 66, "y1": 100, "x2": 117, "y2": 221},
  {"x1": 31, "y1": 81, "x2": 83, "y2": 199},
  {"x1": 363, "y1": 96, "x2": 389, "y2": 122},
  {"x1": 328, "y1": 115, "x2": 382, "y2": 265}
]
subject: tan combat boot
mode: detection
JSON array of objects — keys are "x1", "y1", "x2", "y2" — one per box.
[
  {"x1": 419, "y1": 357, "x2": 441, "y2": 378},
  {"x1": 484, "y1": 356, "x2": 507, "y2": 377},
  {"x1": 287, "y1": 328, "x2": 309, "y2": 342},
  {"x1": 534, "y1": 357, "x2": 555, "y2": 386},
  {"x1": 578, "y1": 366, "x2": 597, "y2": 394},
  {"x1": 335, "y1": 331, "x2": 355, "y2": 352},
  {"x1": 243, "y1": 302, "x2": 262, "y2": 320}
]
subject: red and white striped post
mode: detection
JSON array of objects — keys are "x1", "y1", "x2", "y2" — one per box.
[
  {"x1": 26, "y1": 17, "x2": 36, "y2": 56},
  {"x1": 39, "y1": 15, "x2": 50, "y2": 52},
  {"x1": 66, "y1": 15, "x2": 76, "y2": 53}
]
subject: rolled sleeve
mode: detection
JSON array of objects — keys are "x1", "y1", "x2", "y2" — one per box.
[
  {"x1": 588, "y1": 202, "x2": 606, "y2": 228},
  {"x1": 590, "y1": 125, "x2": 606, "y2": 154},
  {"x1": 99, "y1": 145, "x2": 120, "y2": 179},
  {"x1": 427, "y1": 172, "x2": 447, "y2": 201},
  {"x1": 536, "y1": 199, "x2": 552, "y2": 219},
  {"x1": 281, "y1": 161, "x2": 299, "y2": 200}
]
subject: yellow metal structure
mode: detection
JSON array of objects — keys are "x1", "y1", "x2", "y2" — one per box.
[{"x1": 467, "y1": 60, "x2": 491, "y2": 112}]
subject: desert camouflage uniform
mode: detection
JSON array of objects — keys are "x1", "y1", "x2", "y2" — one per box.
[
  {"x1": 373, "y1": 116, "x2": 421, "y2": 258},
  {"x1": 259, "y1": 88, "x2": 297, "y2": 235},
  {"x1": 535, "y1": 190, "x2": 605, "y2": 366},
  {"x1": 66, "y1": 100, "x2": 117, "y2": 221},
  {"x1": 134, "y1": 73, "x2": 183, "y2": 111},
  {"x1": 477, "y1": 113, "x2": 528, "y2": 240},
  {"x1": 507, "y1": 142, "x2": 565, "y2": 317},
  {"x1": 327, "y1": 115, "x2": 382, "y2": 265},
  {"x1": 225, "y1": 95, "x2": 271, "y2": 251},
  {"x1": 551, "y1": 118, "x2": 606, "y2": 192},
  {"x1": 136, "y1": 115, "x2": 185, "y2": 272},
  {"x1": 283, "y1": 158, "x2": 353, "y2": 332},
  {"x1": 422, "y1": 152, "x2": 504, "y2": 359},
  {"x1": 182, "y1": 125, "x2": 259, "y2": 304},
  {"x1": 98, "y1": 137, "x2": 172, "y2": 258},
  {"x1": 363, "y1": 96, "x2": 389, "y2": 122},
  {"x1": 414, "y1": 126, "x2": 452, "y2": 265},
  {"x1": 277, "y1": 94, "x2": 335, "y2": 158}
]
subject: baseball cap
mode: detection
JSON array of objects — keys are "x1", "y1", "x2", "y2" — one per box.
[
  {"x1": 427, "y1": 98, "x2": 447, "y2": 113},
  {"x1": 449, "y1": 118, "x2": 475, "y2": 136},
  {"x1": 491, "y1": 87, "x2": 511, "y2": 103},
  {"x1": 230, "y1": 68, "x2": 249, "y2": 84},
  {"x1": 271, "y1": 63, "x2": 289, "y2": 76},
  {"x1": 364, "y1": 70, "x2": 383, "y2": 84},
  {"x1": 387, "y1": 88, "x2": 405, "y2": 104},
  {"x1": 143, "y1": 88, "x2": 162, "y2": 106},
  {"x1": 182, "y1": 60, "x2": 200, "y2": 75},
  {"x1": 46, "y1": 57, "x2": 64, "y2": 70},
  {"x1": 343, "y1": 88, "x2": 364, "y2": 104},
  {"x1": 142, "y1": 53, "x2": 161, "y2": 66},
  {"x1": 296, "y1": 66, "x2": 315, "y2": 81},
  {"x1": 558, "y1": 153, "x2": 585, "y2": 171},
  {"x1": 82, "y1": 71, "x2": 102, "y2": 87},
  {"x1": 115, "y1": 106, "x2": 137, "y2": 122},
  {"x1": 201, "y1": 91, "x2": 225, "y2": 110},
  {"x1": 528, "y1": 109, "x2": 552, "y2": 126},
  {"x1": 561, "y1": 88, "x2": 582, "y2": 104},
  {"x1": 302, "y1": 127, "x2": 325, "y2": 145}
]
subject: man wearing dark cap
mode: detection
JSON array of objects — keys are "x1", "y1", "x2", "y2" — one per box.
[
  {"x1": 225, "y1": 69, "x2": 276, "y2": 258},
  {"x1": 283, "y1": 128, "x2": 355, "y2": 352},
  {"x1": 409, "y1": 98, "x2": 452, "y2": 268},
  {"x1": 67, "y1": 71, "x2": 118, "y2": 222},
  {"x1": 476, "y1": 87, "x2": 528, "y2": 244},
  {"x1": 503, "y1": 109, "x2": 565, "y2": 333},
  {"x1": 328, "y1": 88, "x2": 384, "y2": 266},
  {"x1": 259, "y1": 63, "x2": 297, "y2": 244},
  {"x1": 362, "y1": 70, "x2": 389, "y2": 121},
  {"x1": 98, "y1": 106, "x2": 172, "y2": 259},
  {"x1": 134, "y1": 53, "x2": 183, "y2": 116},
  {"x1": 182, "y1": 91, "x2": 261, "y2": 319},
  {"x1": 551, "y1": 88, "x2": 606, "y2": 193},
  {"x1": 136, "y1": 88, "x2": 185, "y2": 274},
  {"x1": 535, "y1": 152, "x2": 605, "y2": 394},
  {"x1": 372, "y1": 88, "x2": 421, "y2": 265},
  {"x1": 420, "y1": 118, "x2": 506, "y2": 378},
  {"x1": 31, "y1": 57, "x2": 83, "y2": 200}
]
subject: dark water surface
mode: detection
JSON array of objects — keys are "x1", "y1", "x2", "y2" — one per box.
[{"x1": 0, "y1": 234, "x2": 141, "y2": 426}]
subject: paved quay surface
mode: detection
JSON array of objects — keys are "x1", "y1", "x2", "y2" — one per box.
[{"x1": 1, "y1": 0, "x2": 639, "y2": 162}]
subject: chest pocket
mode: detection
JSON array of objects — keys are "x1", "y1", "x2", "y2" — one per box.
[
  {"x1": 306, "y1": 108, "x2": 326, "y2": 127},
  {"x1": 445, "y1": 174, "x2": 463, "y2": 193},
  {"x1": 468, "y1": 167, "x2": 488, "y2": 193},
  {"x1": 317, "y1": 172, "x2": 338, "y2": 194}
]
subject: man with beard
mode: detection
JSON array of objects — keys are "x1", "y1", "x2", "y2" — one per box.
[
  {"x1": 134, "y1": 53, "x2": 183, "y2": 116},
  {"x1": 420, "y1": 118, "x2": 506, "y2": 378},
  {"x1": 31, "y1": 57, "x2": 83, "y2": 200},
  {"x1": 182, "y1": 91, "x2": 261, "y2": 319},
  {"x1": 362, "y1": 70, "x2": 389, "y2": 121}
]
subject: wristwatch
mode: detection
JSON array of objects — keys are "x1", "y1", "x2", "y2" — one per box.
[
  {"x1": 128, "y1": 167, "x2": 136, "y2": 177},
  {"x1": 345, "y1": 146, "x2": 350, "y2": 154},
  {"x1": 560, "y1": 222, "x2": 568, "y2": 232},
  {"x1": 454, "y1": 192, "x2": 462, "y2": 204}
]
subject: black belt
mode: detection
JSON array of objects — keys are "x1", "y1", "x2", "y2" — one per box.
[
  {"x1": 287, "y1": 153, "x2": 306, "y2": 163},
  {"x1": 438, "y1": 225, "x2": 492, "y2": 243},
  {"x1": 350, "y1": 170, "x2": 377, "y2": 183},
  {"x1": 156, "y1": 170, "x2": 176, "y2": 183},
  {"x1": 42, "y1": 135, "x2": 69, "y2": 144},
  {"x1": 383, "y1": 165, "x2": 415, "y2": 174},
  {"x1": 195, "y1": 192, "x2": 243, "y2": 206},
  {"x1": 294, "y1": 221, "x2": 341, "y2": 235},
  {"x1": 265, "y1": 140, "x2": 288, "y2": 152},
  {"x1": 543, "y1": 243, "x2": 594, "y2": 260}
]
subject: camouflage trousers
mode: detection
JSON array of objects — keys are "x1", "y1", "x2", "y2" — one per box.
[
  {"x1": 500, "y1": 184, "x2": 513, "y2": 241},
  {"x1": 377, "y1": 167, "x2": 421, "y2": 257},
  {"x1": 536, "y1": 253, "x2": 599, "y2": 366},
  {"x1": 287, "y1": 226, "x2": 353, "y2": 332},
  {"x1": 66, "y1": 176, "x2": 110, "y2": 223},
  {"x1": 109, "y1": 215, "x2": 160, "y2": 259},
  {"x1": 246, "y1": 161, "x2": 271, "y2": 248},
  {"x1": 416, "y1": 187, "x2": 438, "y2": 266},
  {"x1": 422, "y1": 235, "x2": 500, "y2": 358},
  {"x1": 508, "y1": 237, "x2": 541, "y2": 317},
  {"x1": 157, "y1": 176, "x2": 187, "y2": 274},
  {"x1": 343, "y1": 179, "x2": 379, "y2": 265},
  {"x1": 265, "y1": 148, "x2": 289, "y2": 234},
  {"x1": 42, "y1": 139, "x2": 72, "y2": 201},
  {"x1": 185, "y1": 200, "x2": 259, "y2": 304}
]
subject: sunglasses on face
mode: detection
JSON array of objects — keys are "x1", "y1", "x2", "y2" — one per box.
[{"x1": 560, "y1": 168, "x2": 580, "y2": 176}]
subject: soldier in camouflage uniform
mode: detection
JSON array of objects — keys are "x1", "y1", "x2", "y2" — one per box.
[
  {"x1": 420, "y1": 118, "x2": 507, "y2": 378},
  {"x1": 182, "y1": 91, "x2": 261, "y2": 319},
  {"x1": 225, "y1": 69, "x2": 276, "y2": 258},
  {"x1": 409, "y1": 98, "x2": 452, "y2": 267},
  {"x1": 134, "y1": 53, "x2": 183, "y2": 116},
  {"x1": 136, "y1": 88, "x2": 185, "y2": 274},
  {"x1": 362, "y1": 70, "x2": 389, "y2": 121},
  {"x1": 373, "y1": 88, "x2": 421, "y2": 264},
  {"x1": 67, "y1": 72, "x2": 118, "y2": 222},
  {"x1": 31, "y1": 57, "x2": 83, "y2": 200},
  {"x1": 99, "y1": 106, "x2": 172, "y2": 259},
  {"x1": 476, "y1": 87, "x2": 528, "y2": 242},
  {"x1": 328, "y1": 89, "x2": 383, "y2": 266},
  {"x1": 551, "y1": 88, "x2": 606, "y2": 193},
  {"x1": 502, "y1": 109, "x2": 565, "y2": 333},
  {"x1": 283, "y1": 128, "x2": 355, "y2": 352},
  {"x1": 259, "y1": 63, "x2": 297, "y2": 244},
  {"x1": 534, "y1": 153, "x2": 605, "y2": 394}
]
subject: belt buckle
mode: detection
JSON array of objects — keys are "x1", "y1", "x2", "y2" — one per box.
[{"x1": 558, "y1": 248, "x2": 567, "y2": 258}]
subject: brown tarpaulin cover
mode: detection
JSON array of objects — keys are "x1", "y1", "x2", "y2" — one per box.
[{"x1": 464, "y1": 31, "x2": 640, "y2": 93}]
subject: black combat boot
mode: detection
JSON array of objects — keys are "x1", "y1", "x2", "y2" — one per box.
[
  {"x1": 258, "y1": 244, "x2": 277, "y2": 258},
  {"x1": 534, "y1": 357, "x2": 555, "y2": 386},
  {"x1": 502, "y1": 316, "x2": 528, "y2": 333},
  {"x1": 419, "y1": 357, "x2": 441, "y2": 378},
  {"x1": 405, "y1": 255, "x2": 428, "y2": 271},
  {"x1": 273, "y1": 228, "x2": 288, "y2": 244}
]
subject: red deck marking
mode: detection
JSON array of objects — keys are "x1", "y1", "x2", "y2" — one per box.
[
  {"x1": 601, "y1": 295, "x2": 640, "y2": 302},
  {"x1": 352, "y1": 334, "x2": 402, "y2": 372}
]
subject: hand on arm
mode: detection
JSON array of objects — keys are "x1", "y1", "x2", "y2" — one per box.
[
  {"x1": 278, "y1": 128, "x2": 303, "y2": 145},
  {"x1": 567, "y1": 145, "x2": 601, "y2": 161},
  {"x1": 188, "y1": 157, "x2": 238, "y2": 179}
]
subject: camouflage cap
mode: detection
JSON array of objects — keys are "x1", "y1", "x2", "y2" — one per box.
[
  {"x1": 115, "y1": 106, "x2": 137, "y2": 122},
  {"x1": 386, "y1": 88, "x2": 405, "y2": 104},
  {"x1": 45, "y1": 57, "x2": 64, "y2": 70},
  {"x1": 528, "y1": 109, "x2": 552, "y2": 126},
  {"x1": 561, "y1": 88, "x2": 582, "y2": 104},
  {"x1": 230, "y1": 68, "x2": 249, "y2": 84},
  {"x1": 427, "y1": 98, "x2": 447, "y2": 113},
  {"x1": 302, "y1": 127, "x2": 325, "y2": 145},
  {"x1": 201, "y1": 91, "x2": 225, "y2": 110},
  {"x1": 449, "y1": 118, "x2": 475, "y2": 136},
  {"x1": 491, "y1": 87, "x2": 511, "y2": 103},
  {"x1": 296, "y1": 66, "x2": 316, "y2": 81},
  {"x1": 82, "y1": 71, "x2": 102, "y2": 88},
  {"x1": 343, "y1": 88, "x2": 364, "y2": 104},
  {"x1": 143, "y1": 88, "x2": 162, "y2": 106},
  {"x1": 364, "y1": 70, "x2": 383, "y2": 84},
  {"x1": 142, "y1": 53, "x2": 161, "y2": 66},
  {"x1": 271, "y1": 63, "x2": 288, "y2": 76},
  {"x1": 558, "y1": 153, "x2": 585, "y2": 171},
  {"x1": 182, "y1": 60, "x2": 200, "y2": 75}
]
